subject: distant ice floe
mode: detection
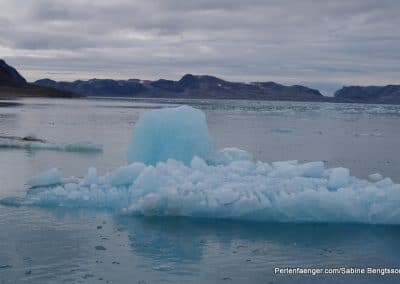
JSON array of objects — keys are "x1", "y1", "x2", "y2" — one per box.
[
  {"x1": 354, "y1": 132, "x2": 383, "y2": 137},
  {"x1": 0, "y1": 135, "x2": 102, "y2": 153},
  {"x1": 2, "y1": 106, "x2": 400, "y2": 225},
  {"x1": 271, "y1": 128, "x2": 294, "y2": 133}
]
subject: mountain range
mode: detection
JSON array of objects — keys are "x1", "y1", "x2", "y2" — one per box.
[
  {"x1": 1, "y1": 59, "x2": 400, "y2": 104},
  {"x1": 34, "y1": 74, "x2": 325, "y2": 101}
]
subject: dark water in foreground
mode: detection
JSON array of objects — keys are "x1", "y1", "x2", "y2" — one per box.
[{"x1": 0, "y1": 98, "x2": 400, "y2": 283}]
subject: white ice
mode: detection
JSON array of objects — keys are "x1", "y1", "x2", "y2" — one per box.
[
  {"x1": 368, "y1": 173, "x2": 384, "y2": 182},
  {"x1": 327, "y1": 167, "x2": 350, "y2": 190},
  {"x1": 271, "y1": 128, "x2": 294, "y2": 133},
  {"x1": 3, "y1": 105, "x2": 400, "y2": 225},
  {"x1": 27, "y1": 168, "x2": 61, "y2": 188}
]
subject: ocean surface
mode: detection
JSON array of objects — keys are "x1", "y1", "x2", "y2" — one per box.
[{"x1": 0, "y1": 97, "x2": 400, "y2": 283}]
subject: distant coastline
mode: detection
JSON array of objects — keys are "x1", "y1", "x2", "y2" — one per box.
[
  {"x1": 1, "y1": 59, "x2": 399, "y2": 104},
  {"x1": 33, "y1": 76, "x2": 400, "y2": 105}
]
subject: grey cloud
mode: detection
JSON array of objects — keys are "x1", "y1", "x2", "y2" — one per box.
[{"x1": 0, "y1": 0, "x2": 399, "y2": 95}]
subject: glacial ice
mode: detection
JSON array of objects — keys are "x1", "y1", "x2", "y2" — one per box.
[
  {"x1": 271, "y1": 128, "x2": 294, "y2": 133},
  {"x1": 207, "y1": 147, "x2": 254, "y2": 166},
  {"x1": 27, "y1": 168, "x2": 61, "y2": 188},
  {"x1": 0, "y1": 138, "x2": 103, "y2": 153},
  {"x1": 127, "y1": 105, "x2": 214, "y2": 165},
  {"x1": 355, "y1": 132, "x2": 383, "y2": 138},
  {"x1": 3, "y1": 105, "x2": 400, "y2": 225},
  {"x1": 327, "y1": 167, "x2": 350, "y2": 190},
  {"x1": 368, "y1": 173, "x2": 383, "y2": 182},
  {"x1": 107, "y1": 163, "x2": 146, "y2": 186}
]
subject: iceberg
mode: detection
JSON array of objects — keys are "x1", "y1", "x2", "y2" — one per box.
[
  {"x1": 3, "y1": 105, "x2": 400, "y2": 225},
  {"x1": 127, "y1": 105, "x2": 214, "y2": 166}
]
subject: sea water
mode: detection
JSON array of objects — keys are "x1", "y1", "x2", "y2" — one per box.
[{"x1": 0, "y1": 98, "x2": 400, "y2": 283}]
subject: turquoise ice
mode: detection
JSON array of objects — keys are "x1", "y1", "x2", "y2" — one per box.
[{"x1": 127, "y1": 105, "x2": 214, "y2": 166}]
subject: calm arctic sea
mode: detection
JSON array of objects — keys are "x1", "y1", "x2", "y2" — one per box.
[{"x1": 0, "y1": 97, "x2": 400, "y2": 283}]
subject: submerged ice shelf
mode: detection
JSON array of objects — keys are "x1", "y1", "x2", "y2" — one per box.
[{"x1": 2, "y1": 106, "x2": 400, "y2": 224}]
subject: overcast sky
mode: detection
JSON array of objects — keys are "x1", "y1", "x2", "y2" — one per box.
[{"x1": 0, "y1": 0, "x2": 399, "y2": 95}]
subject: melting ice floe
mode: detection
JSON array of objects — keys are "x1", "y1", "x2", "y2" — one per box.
[
  {"x1": 0, "y1": 135, "x2": 102, "y2": 153},
  {"x1": 2, "y1": 105, "x2": 400, "y2": 224}
]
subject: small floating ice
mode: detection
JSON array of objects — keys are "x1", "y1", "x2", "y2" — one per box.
[
  {"x1": 0, "y1": 135, "x2": 102, "y2": 153},
  {"x1": 153, "y1": 264, "x2": 174, "y2": 271},
  {"x1": 368, "y1": 173, "x2": 384, "y2": 182},
  {"x1": 271, "y1": 128, "x2": 294, "y2": 133},
  {"x1": 95, "y1": 245, "x2": 106, "y2": 251},
  {"x1": 354, "y1": 132, "x2": 383, "y2": 137}
]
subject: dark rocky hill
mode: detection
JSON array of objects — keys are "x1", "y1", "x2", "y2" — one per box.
[
  {"x1": 335, "y1": 85, "x2": 400, "y2": 104},
  {"x1": 0, "y1": 59, "x2": 77, "y2": 98},
  {"x1": 0, "y1": 59, "x2": 27, "y2": 86}
]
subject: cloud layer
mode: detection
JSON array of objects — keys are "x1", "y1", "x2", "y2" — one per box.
[{"x1": 1, "y1": 0, "x2": 399, "y2": 95}]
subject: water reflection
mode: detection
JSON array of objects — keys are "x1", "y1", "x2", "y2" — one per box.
[
  {"x1": 0, "y1": 206, "x2": 100, "y2": 284},
  {"x1": 2, "y1": 206, "x2": 400, "y2": 283},
  {"x1": 115, "y1": 216, "x2": 400, "y2": 266}
]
